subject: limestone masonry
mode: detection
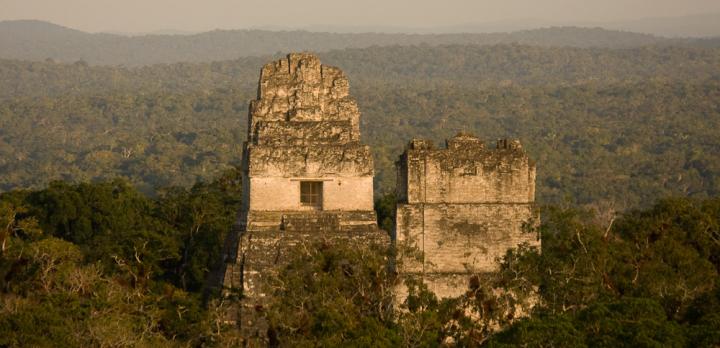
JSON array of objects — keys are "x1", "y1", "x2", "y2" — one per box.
[
  {"x1": 217, "y1": 53, "x2": 539, "y2": 337},
  {"x1": 395, "y1": 135, "x2": 539, "y2": 299},
  {"x1": 219, "y1": 53, "x2": 386, "y2": 337}
]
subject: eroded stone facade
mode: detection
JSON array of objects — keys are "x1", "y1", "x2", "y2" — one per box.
[
  {"x1": 219, "y1": 53, "x2": 386, "y2": 338},
  {"x1": 395, "y1": 134, "x2": 539, "y2": 299}
]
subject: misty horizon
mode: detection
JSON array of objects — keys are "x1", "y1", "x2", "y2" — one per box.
[{"x1": 3, "y1": 0, "x2": 720, "y2": 35}]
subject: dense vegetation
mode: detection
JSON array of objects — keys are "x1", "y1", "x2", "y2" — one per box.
[
  {"x1": 5, "y1": 20, "x2": 719, "y2": 66},
  {"x1": 1, "y1": 44, "x2": 719, "y2": 207},
  {"x1": 2, "y1": 179, "x2": 719, "y2": 346},
  {"x1": 0, "y1": 173, "x2": 242, "y2": 346}
]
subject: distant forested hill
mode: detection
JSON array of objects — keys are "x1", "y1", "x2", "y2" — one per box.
[
  {"x1": 2, "y1": 20, "x2": 718, "y2": 66},
  {"x1": 2, "y1": 44, "x2": 719, "y2": 99},
  {"x1": 1, "y1": 43, "x2": 719, "y2": 207}
]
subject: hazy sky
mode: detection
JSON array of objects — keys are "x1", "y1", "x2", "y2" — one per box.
[{"x1": 2, "y1": 0, "x2": 720, "y2": 33}]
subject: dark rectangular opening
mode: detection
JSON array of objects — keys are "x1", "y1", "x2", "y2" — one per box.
[{"x1": 300, "y1": 181, "x2": 323, "y2": 208}]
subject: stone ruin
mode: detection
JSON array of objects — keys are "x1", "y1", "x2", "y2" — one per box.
[
  {"x1": 395, "y1": 134, "x2": 539, "y2": 299},
  {"x1": 218, "y1": 53, "x2": 387, "y2": 337},
  {"x1": 216, "y1": 53, "x2": 539, "y2": 339}
]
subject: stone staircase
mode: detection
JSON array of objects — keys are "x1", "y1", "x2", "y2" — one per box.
[
  {"x1": 243, "y1": 210, "x2": 378, "y2": 233},
  {"x1": 281, "y1": 212, "x2": 340, "y2": 232}
]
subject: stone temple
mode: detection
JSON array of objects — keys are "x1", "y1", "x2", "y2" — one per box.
[
  {"x1": 219, "y1": 53, "x2": 386, "y2": 335},
  {"x1": 395, "y1": 135, "x2": 539, "y2": 299},
  {"x1": 216, "y1": 52, "x2": 539, "y2": 339}
]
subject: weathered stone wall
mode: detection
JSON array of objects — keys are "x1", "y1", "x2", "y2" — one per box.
[
  {"x1": 396, "y1": 133, "x2": 539, "y2": 300},
  {"x1": 248, "y1": 53, "x2": 361, "y2": 143},
  {"x1": 396, "y1": 203, "x2": 538, "y2": 274},
  {"x1": 400, "y1": 136, "x2": 535, "y2": 204},
  {"x1": 248, "y1": 176, "x2": 374, "y2": 211},
  {"x1": 254, "y1": 121, "x2": 353, "y2": 146},
  {"x1": 247, "y1": 144, "x2": 373, "y2": 177}
]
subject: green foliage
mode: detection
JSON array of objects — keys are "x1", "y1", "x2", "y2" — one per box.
[
  {"x1": 484, "y1": 198, "x2": 720, "y2": 347},
  {"x1": 0, "y1": 173, "x2": 242, "y2": 346},
  {"x1": 487, "y1": 299, "x2": 687, "y2": 348},
  {"x1": 26, "y1": 180, "x2": 178, "y2": 284},
  {"x1": 686, "y1": 312, "x2": 720, "y2": 348},
  {"x1": 529, "y1": 205, "x2": 623, "y2": 313},
  {"x1": 578, "y1": 298, "x2": 685, "y2": 347},
  {"x1": 374, "y1": 192, "x2": 396, "y2": 233},
  {"x1": 486, "y1": 314, "x2": 586, "y2": 348},
  {"x1": 266, "y1": 241, "x2": 400, "y2": 346},
  {"x1": 510, "y1": 198, "x2": 720, "y2": 319},
  {"x1": 155, "y1": 167, "x2": 242, "y2": 292},
  {"x1": 613, "y1": 198, "x2": 720, "y2": 318}
]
